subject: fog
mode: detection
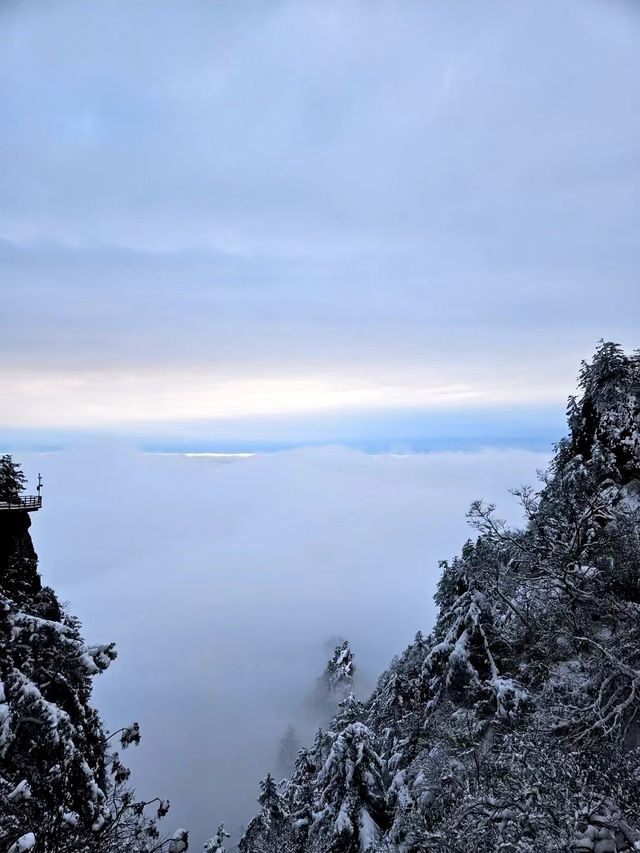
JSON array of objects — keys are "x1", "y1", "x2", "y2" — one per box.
[{"x1": 19, "y1": 445, "x2": 548, "y2": 847}]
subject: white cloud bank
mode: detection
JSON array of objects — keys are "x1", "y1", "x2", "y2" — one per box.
[
  {"x1": 19, "y1": 444, "x2": 548, "y2": 846},
  {"x1": 0, "y1": 365, "x2": 571, "y2": 430}
]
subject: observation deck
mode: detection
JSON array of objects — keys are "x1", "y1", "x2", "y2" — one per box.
[{"x1": 0, "y1": 495, "x2": 42, "y2": 513}]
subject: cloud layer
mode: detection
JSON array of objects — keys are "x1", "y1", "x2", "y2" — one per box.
[{"x1": 21, "y1": 445, "x2": 547, "y2": 846}]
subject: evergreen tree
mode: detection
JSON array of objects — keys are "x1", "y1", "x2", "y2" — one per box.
[
  {"x1": 422, "y1": 542, "x2": 527, "y2": 723},
  {"x1": 309, "y1": 640, "x2": 356, "y2": 723},
  {"x1": 568, "y1": 340, "x2": 640, "y2": 482},
  {"x1": 284, "y1": 749, "x2": 316, "y2": 853},
  {"x1": 0, "y1": 456, "x2": 27, "y2": 504},
  {"x1": 238, "y1": 774, "x2": 292, "y2": 853},
  {"x1": 332, "y1": 693, "x2": 365, "y2": 730},
  {"x1": 326, "y1": 641, "x2": 355, "y2": 704},
  {"x1": 310, "y1": 718, "x2": 387, "y2": 853}
]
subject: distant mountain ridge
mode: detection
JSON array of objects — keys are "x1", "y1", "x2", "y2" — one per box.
[{"x1": 238, "y1": 342, "x2": 640, "y2": 853}]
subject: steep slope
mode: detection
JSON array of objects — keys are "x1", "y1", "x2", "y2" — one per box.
[{"x1": 238, "y1": 342, "x2": 640, "y2": 853}]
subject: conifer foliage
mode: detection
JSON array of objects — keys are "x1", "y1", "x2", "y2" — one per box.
[
  {"x1": 0, "y1": 456, "x2": 26, "y2": 504},
  {"x1": 237, "y1": 343, "x2": 640, "y2": 852},
  {"x1": 308, "y1": 640, "x2": 356, "y2": 724},
  {"x1": 239, "y1": 774, "x2": 292, "y2": 853}
]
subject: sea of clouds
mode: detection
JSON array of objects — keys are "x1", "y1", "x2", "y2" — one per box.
[{"x1": 19, "y1": 444, "x2": 548, "y2": 847}]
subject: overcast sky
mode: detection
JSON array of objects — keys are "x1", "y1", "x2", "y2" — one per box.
[{"x1": 1, "y1": 0, "x2": 639, "y2": 448}]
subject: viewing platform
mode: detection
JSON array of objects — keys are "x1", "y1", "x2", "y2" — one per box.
[{"x1": 0, "y1": 495, "x2": 42, "y2": 513}]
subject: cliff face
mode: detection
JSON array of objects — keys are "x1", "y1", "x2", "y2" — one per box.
[
  {"x1": 0, "y1": 511, "x2": 59, "y2": 618},
  {"x1": 239, "y1": 343, "x2": 640, "y2": 853}
]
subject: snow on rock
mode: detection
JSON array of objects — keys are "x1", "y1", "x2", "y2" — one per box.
[
  {"x1": 7, "y1": 780, "x2": 31, "y2": 802},
  {"x1": 7, "y1": 834, "x2": 36, "y2": 853}
]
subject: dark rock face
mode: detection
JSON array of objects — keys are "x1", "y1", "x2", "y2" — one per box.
[
  {"x1": 0, "y1": 511, "x2": 60, "y2": 620},
  {"x1": 0, "y1": 511, "x2": 40, "y2": 598}
]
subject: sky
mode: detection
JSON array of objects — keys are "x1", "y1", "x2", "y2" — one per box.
[
  {"x1": 21, "y1": 444, "x2": 548, "y2": 847},
  {"x1": 1, "y1": 0, "x2": 639, "y2": 451},
  {"x1": 3, "y1": 2, "x2": 639, "y2": 847}
]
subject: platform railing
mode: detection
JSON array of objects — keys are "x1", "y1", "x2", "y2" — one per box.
[{"x1": 0, "y1": 495, "x2": 43, "y2": 512}]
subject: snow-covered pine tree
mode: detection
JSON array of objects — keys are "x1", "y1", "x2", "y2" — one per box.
[
  {"x1": 568, "y1": 340, "x2": 640, "y2": 483},
  {"x1": 309, "y1": 706, "x2": 387, "y2": 853},
  {"x1": 308, "y1": 640, "x2": 356, "y2": 724},
  {"x1": 0, "y1": 456, "x2": 180, "y2": 852},
  {"x1": 238, "y1": 773, "x2": 292, "y2": 853},
  {"x1": 326, "y1": 641, "x2": 355, "y2": 704},
  {"x1": 282, "y1": 748, "x2": 316, "y2": 853},
  {"x1": 332, "y1": 693, "x2": 365, "y2": 730},
  {"x1": 422, "y1": 540, "x2": 527, "y2": 725},
  {"x1": 0, "y1": 456, "x2": 27, "y2": 504}
]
